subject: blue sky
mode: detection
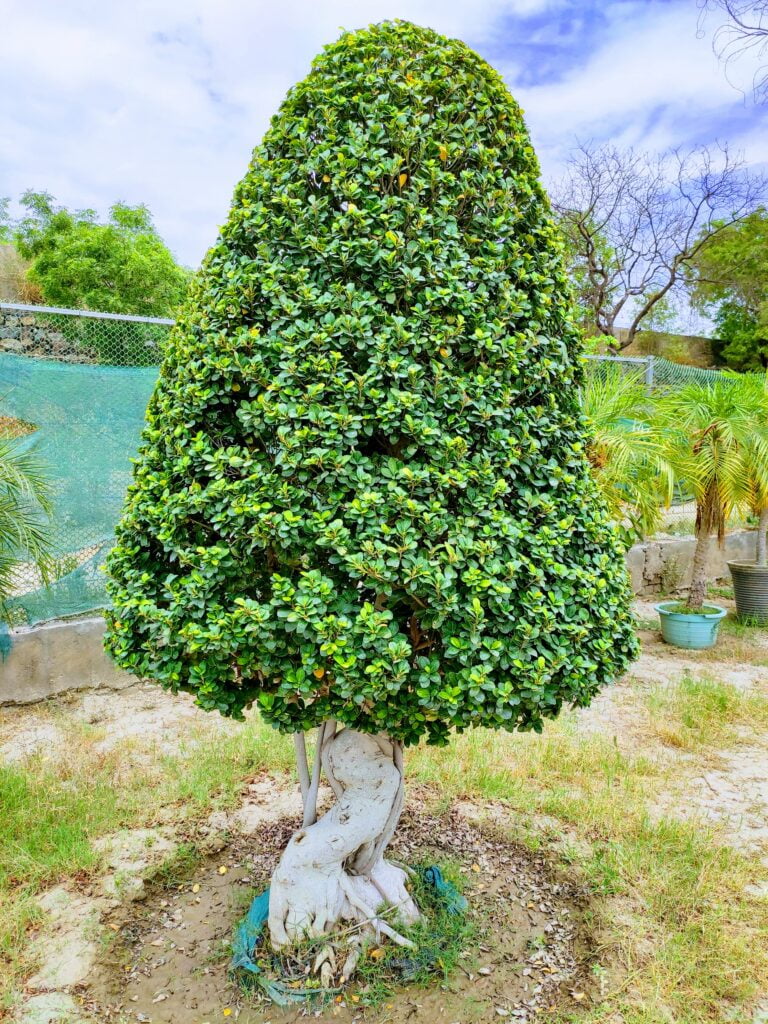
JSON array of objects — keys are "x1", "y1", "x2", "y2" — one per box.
[{"x1": 2, "y1": 0, "x2": 767, "y2": 268}]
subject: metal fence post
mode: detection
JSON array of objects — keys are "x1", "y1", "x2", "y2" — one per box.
[{"x1": 644, "y1": 355, "x2": 655, "y2": 391}]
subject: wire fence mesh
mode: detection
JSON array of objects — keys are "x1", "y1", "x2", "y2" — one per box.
[
  {"x1": 0, "y1": 303, "x2": 171, "y2": 624},
  {"x1": 0, "y1": 302, "x2": 730, "y2": 624},
  {"x1": 584, "y1": 352, "x2": 735, "y2": 534}
]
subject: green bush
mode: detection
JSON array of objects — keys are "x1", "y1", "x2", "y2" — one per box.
[
  {"x1": 105, "y1": 21, "x2": 638, "y2": 745},
  {"x1": 14, "y1": 193, "x2": 189, "y2": 321}
]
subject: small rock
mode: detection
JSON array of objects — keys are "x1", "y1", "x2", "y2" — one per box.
[
  {"x1": 102, "y1": 874, "x2": 146, "y2": 902},
  {"x1": 201, "y1": 835, "x2": 228, "y2": 854}
]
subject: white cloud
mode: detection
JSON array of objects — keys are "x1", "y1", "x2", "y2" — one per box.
[
  {"x1": 511, "y1": 1, "x2": 768, "y2": 175},
  {"x1": 1, "y1": 0, "x2": 765, "y2": 267}
]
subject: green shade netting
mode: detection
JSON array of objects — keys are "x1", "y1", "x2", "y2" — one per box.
[{"x1": 1, "y1": 352, "x2": 157, "y2": 623}]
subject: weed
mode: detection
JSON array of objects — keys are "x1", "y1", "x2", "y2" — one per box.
[
  {"x1": 645, "y1": 672, "x2": 768, "y2": 750},
  {"x1": 354, "y1": 865, "x2": 476, "y2": 1007},
  {"x1": 145, "y1": 842, "x2": 202, "y2": 890}
]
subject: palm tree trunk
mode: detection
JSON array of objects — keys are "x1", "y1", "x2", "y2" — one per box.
[
  {"x1": 689, "y1": 530, "x2": 711, "y2": 611},
  {"x1": 757, "y1": 507, "x2": 768, "y2": 568}
]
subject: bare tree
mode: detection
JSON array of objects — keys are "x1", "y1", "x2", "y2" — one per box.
[
  {"x1": 552, "y1": 142, "x2": 765, "y2": 350},
  {"x1": 700, "y1": 1, "x2": 768, "y2": 102}
]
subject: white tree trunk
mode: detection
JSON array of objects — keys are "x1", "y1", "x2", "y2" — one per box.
[{"x1": 268, "y1": 728, "x2": 420, "y2": 949}]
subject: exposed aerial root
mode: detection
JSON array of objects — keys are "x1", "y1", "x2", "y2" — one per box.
[{"x1": 268, "y1": 728, "x2": 418, "y2": 949}]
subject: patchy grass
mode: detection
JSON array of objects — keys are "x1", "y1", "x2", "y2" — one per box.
[
  {"x1": 409, "y1": 716, "x2": 768, "y2": 1023},
  {"x1": 3, "y1": 669, "x2": 768, "y2": 1021},
  {"x1": 144, "y1": 841, "x2": 203, "y2": 890},
  {"x1": 645, "y1": 672, "x2": 768, "y2": 750},
  {"x1": 0, "y1": 716, "x2": 292, "y2": 1009}
]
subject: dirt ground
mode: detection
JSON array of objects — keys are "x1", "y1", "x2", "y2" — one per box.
[
  {"x1": 3, "y1": 598, "x2": 768, "y2": 1023},
  {"x1": 80, "y1": 804, "x2": 591, "y2": 1024}
]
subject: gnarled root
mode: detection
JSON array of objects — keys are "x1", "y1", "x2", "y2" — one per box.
[{"x1": 268, "y1": 728, "x2": 419, "y2": 949}]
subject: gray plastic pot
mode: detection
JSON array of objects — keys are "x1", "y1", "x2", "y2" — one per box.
[{"x1": 728, "y1": 561, "x2": 768, "y2": 624}]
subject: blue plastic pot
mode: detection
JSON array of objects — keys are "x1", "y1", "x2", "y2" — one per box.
[{"x1": 655, "y1": 601, "x2": 727, "y2": 650}]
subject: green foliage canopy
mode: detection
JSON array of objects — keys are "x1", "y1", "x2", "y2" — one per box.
[
  {"x1": 13, "y1": 191, "x2": 189, "y2": 317},
  {"x1": 0, "y1": 199, "x2": 11, "y2": 245},
  {"x1": 688, "y1": 209, "x2": 768, "y2": 370},
  {"x1": 105, "y1": 21, "x2": 637, "y2": 745}
]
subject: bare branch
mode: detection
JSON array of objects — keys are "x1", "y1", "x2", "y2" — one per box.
[
  {"x1": 552, "y1": 141, "x2": 766, "y2": 348},
  {"x1": 699, "y1": 1, "x2": 768, "y2": 102}
]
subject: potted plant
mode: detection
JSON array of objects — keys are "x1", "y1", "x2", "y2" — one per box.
[
  {"x1": 727, "y1": 373, "x2": 768, "y2": 622},
  {"x1": 654, "y1": 377, "x2": 760, "y2": 648}
]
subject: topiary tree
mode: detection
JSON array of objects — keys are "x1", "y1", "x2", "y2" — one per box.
[{"x1": 105, "y1": 21, "x2": 638, "y2": 948}]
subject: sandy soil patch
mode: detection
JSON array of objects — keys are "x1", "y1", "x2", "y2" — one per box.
[{"x1": 84, "y1": 801, "x2": 592, "y2": 1024}]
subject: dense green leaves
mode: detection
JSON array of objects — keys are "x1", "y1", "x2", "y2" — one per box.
[
  {"x1": 688, "y1": 209, "x2": 768, "y2": 371},
  {"x1": 13, "y1": 191, "x2": 189, "y2": 317},
  {"x1": 105, "y1": 21, "x2": 637, "y2": 744}
]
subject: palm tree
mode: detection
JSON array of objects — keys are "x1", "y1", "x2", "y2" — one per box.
[
  {"x1": 657, "y1": 376, "x2": 768, "y2": 610},
  {"x1": 0, "y1": 434, "x2": 53, "y2": 620},
  {"x1": 581, "y1": 366, "x2": 674, "y2": 544}
]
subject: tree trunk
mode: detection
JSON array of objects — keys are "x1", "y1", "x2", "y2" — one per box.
[
  {"x1": 689, "y1": 530, "x2": 711, "y2": 610},
  {"x1": 268, "y1": 728, "x2": 420, "y2": 949},
  {"x1": 758, "y1": 507, "x2": 768, "y2": 568}
]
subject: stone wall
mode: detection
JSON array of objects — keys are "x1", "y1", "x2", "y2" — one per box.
[
  {"x1": 0, "y1": 309, "x2": 96, "y2": 362},
  {"x1": 0, "y1": 617, "x2": 135, "y2": 705},
  {"x1": 626, "y1": 528, "x2": 756, "y2": 595}
]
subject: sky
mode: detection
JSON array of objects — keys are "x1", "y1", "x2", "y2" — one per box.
[{"x1": 2, "y1": 0, "x2": 767, "y2": 269}]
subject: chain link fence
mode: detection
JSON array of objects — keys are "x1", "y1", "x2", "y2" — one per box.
[
  {"x1": 584, "y1": 352, "x2": 728, "y2": 390},
  {"x1": 0, "y1": 303, "x2": 172, "y2": 624},
  {"x1": 0, "y1": 303, "x2": 731, "y2": 623},
  {"x1": 584, "y1": 352, "x2": 735, "y2": 535}
]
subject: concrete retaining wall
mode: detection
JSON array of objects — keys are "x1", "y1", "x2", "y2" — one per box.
[
  {"x1": 0, "y1": 616, "x2": 136, "y2": 705},
  {"x1": 0, "y1": 529, "x2": 758, "y2": 705},
  {"x1": 626, "y1": 528, "x2": 756, "y2": 596}
]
